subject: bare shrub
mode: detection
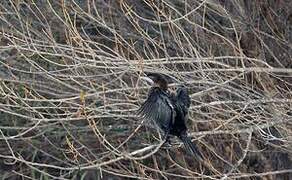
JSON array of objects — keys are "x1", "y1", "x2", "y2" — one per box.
[{"x1": 0, "y1": 0, "x2": 291, "y2": 179}]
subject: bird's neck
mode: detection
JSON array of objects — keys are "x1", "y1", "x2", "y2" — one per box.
[
  {"x1": 151, "y1": 86, "x2": 169, "y2": 95},
  {"x1": 156, "y1": 82, "x2": 168, "y2": 91}
]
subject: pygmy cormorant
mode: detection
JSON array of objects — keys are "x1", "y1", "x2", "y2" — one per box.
[{"x1": 138, "y1": 72, "x2": 203, "y2": 160}]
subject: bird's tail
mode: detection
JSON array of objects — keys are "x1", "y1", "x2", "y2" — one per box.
[{"x1": 179, "y1": 133, "x2": 203, "y2": 161}]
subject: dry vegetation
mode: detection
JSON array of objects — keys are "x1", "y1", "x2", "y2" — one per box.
[{"x1": 0, "y1": 0, "x2": 292, "y2": 179}]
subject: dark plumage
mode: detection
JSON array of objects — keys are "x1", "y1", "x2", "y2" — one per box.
[{"x1": 138, "y1": 73, "x2": 203, "y2": 160}]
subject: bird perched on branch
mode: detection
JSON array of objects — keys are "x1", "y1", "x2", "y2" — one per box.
[{"x1": 138, "y1": 72, "x2": 203, "y2": 160}]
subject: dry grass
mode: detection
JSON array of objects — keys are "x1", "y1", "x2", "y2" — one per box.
[{"x1": 0, "y1": 0, "x2": 292, "y2": 179}]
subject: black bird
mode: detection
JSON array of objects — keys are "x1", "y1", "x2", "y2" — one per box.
[{"x1": 138, "y1": 72, "x2": 203, "y2": 160}]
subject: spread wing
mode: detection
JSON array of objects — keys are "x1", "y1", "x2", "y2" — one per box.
[
  {"x1": 175, "y1": 87, "x2": 191, "y2": 116},
  {"x1": 137, "y1": 87, "x2": 174, "y2": 132}
]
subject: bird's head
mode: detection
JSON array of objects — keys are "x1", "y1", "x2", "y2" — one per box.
[{"x1": 141, "y1": 72, "x2": 169, "y2": 91}]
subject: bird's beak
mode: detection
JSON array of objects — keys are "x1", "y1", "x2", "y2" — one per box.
[{"x1": 140, "y1": 76, "x2": 154, "y2": 85}]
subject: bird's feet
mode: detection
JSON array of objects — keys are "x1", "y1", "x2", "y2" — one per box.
[{"x1": 161, "y1": 135, "x2": 173, "y2": 149}]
